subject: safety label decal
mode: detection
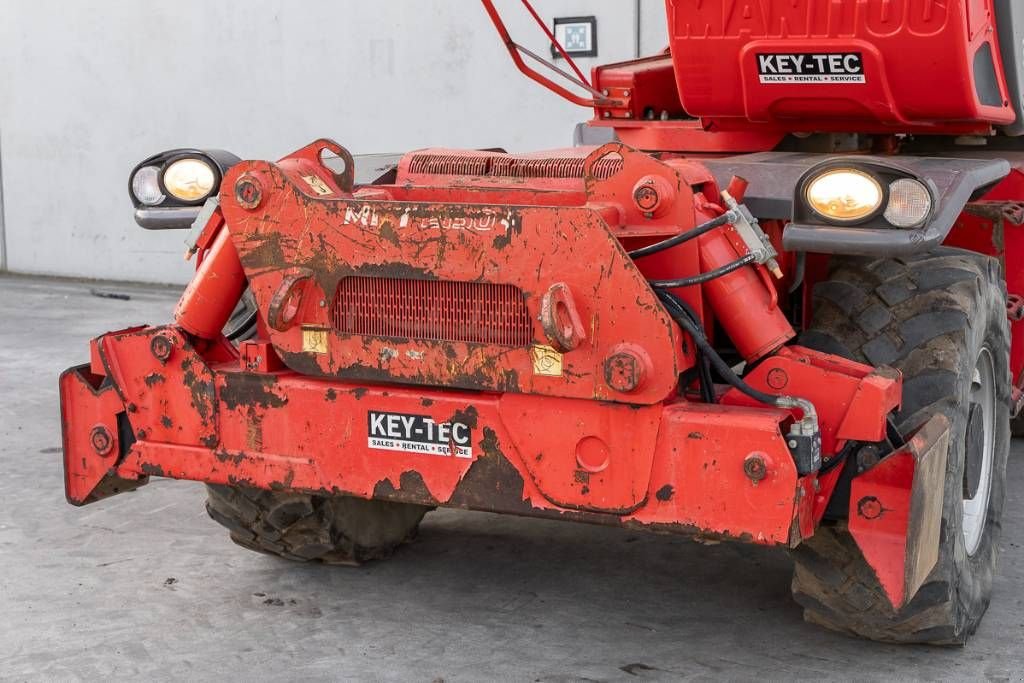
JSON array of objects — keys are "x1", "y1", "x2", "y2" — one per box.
[
  {"x1": 367, "y1": 410, "x2": 473, "y2": 458},
  {"x1": 757, "y1": 53, "x2": 864, "y2": 84}
]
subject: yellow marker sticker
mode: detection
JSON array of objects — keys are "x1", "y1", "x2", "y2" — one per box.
[
  {"x1": 530, "y1": 345, "x2": 563, "y2": 377},
  {"x1": 302, "y1": 327, "x2": 329, "y2": 354},
  {"x1": 301, "y1": 174, "x2": 333, "y2": 196}
]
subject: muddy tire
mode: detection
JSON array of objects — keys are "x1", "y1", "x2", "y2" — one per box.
[
  {"x1": 792, "y1": 248, "x2": 1010, "y2": 644},
  {"x1": 205, "y1": 485, "x2": 430, "y2": 564}
]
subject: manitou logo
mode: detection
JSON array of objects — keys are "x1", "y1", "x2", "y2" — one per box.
[
  {"x1": 367, "y1": 410, "x2": 473, "y2": 458},
  {"x1": 342, "y1": 205, "x2": 513, "y2": 234},
  {"x1": 680, "y1": 0, "x2": 945, "y2": 38}
]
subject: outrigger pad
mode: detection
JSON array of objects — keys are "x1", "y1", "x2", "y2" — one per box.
[
  {"x1": 59, "y1": 364, "x2": 146, "y2": 505},
  {"x1": 847, "y1": 414, "x2": 951, "y2": 609}
]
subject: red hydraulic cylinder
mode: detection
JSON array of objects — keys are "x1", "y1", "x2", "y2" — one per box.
[
  {"x1": 698, "y1": 227, "x2": 794, "y2": 362},
  {"x1": 174, "y1": 227, "x2": 247, "y2": 339}
]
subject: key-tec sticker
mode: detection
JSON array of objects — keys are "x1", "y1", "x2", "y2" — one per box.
[
  {"x1": 367, "y1": 410, "x2": 473, "y2": 458},
  {"x1": 757, "y1": 53, "x2": 865, "y2": 84}
]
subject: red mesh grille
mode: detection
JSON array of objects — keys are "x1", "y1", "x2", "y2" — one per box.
[
  {"x1": 408, "y1": 153, "x2": 622, "y2": 180},
  {"x1": 333, "y1": 277, "x2": 533, "y2": 347}
]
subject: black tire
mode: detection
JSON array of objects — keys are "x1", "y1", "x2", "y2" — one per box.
[
  {"x1": 792, "y1": 248, "x2": 1010, "y2": 644},
  {"x1": 205, "y1": 485, "x2": 430, "y2": 564}
]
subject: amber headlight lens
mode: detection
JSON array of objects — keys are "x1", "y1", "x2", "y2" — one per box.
[
  {"x1": 884, "y1": 178, "x2": 932, "y2": 228},
  {"x1": 163, "y1": 158, "x2": 217, "y2": 202},
  {"x1": 805, "y1": 169, "x2": 884, "y2": 223}
]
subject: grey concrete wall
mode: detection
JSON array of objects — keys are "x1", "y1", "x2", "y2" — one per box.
[{"x1": 0, "y1": 0, "x2": 667, "y2": 284}]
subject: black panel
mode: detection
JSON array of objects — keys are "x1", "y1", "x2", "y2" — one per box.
[{"x1": 973, "y1": 42, "x2": 1003, "y2": 108}]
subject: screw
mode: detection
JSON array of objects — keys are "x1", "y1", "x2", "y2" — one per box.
[{"x1": 788, "y1": 439, "x2": 798, "y2": 449}]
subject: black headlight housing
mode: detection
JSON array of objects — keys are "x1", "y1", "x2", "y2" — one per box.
[
  {"x1": 794, "y1": 159, "x2": 938, "y2": 230},
  {"x1": 129, "y1": 149, "x2": 240, "y2": 229}
]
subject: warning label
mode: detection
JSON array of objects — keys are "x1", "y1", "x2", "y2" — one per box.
[
  {"x1": 757, "y1": 53, "x2": 864, "y2": 84},
  {"x1": 367, "y1": 410, "x2": 473, "y2": 458}
]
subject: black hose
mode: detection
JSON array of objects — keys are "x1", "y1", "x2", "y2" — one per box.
[
  {"x1": 648, "y1": 254, "x2": 756, "y2": 289},
  {"x1": 668, "y1": 295, "x2": 716, "y2": 403},
  {"x1": 627, "y1": 212, "x2": 734, "y2": 259},
  {"x1": 657, "y1": 290, "x2": 784, "y2": 408}
]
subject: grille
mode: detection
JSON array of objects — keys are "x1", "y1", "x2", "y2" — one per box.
[
  {"x1": 333, "y1": 277, "x2": 533, "y2": 347},
  {"x1": 408, "y1": 153, "x2": 623, "y2": 180}
]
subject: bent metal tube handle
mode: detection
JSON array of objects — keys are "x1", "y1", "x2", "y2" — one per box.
[{"x1": 174, "y1": 226, "x2": 247, "y2": 339}]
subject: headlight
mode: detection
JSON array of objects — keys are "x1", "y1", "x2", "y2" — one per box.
[
  {"x1": 805, "y1": 169, "x2": 884, "y2": 222},
  {"x1": 163, "y1": 158, "x2": 218, "y2": 202},
  {"x1": 884, "y1": 178, "x2": 932, "y2": 228},
  {"x1": 131, "y1": 166, "x2": 165, "y2": 206}
]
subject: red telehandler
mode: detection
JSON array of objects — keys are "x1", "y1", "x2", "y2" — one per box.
[{"x1": 60, "y1": 0, "x2": 1024, "y2": 643}]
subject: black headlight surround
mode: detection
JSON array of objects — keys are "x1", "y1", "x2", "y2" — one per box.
[
  {"x1": 128, "y1": 148, "x2": 240, "y2": 210},
  {"x1": 794, "y1": 159, "x2": 938, "y2": 230},
  {"x1": 129, "y1": 148, "x2": 241, "y2": 229}
]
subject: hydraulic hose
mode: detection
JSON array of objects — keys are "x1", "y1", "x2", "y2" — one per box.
[
  {"x1": 648, "y1": 254, "x2": 755, "y2": 289},
  {"x1": 658, "y1": 289, "x2": 820, "y2": 476},
  {"x1": 658, "y1": 291, "x2": 784, "y2": 407},
  {"x1": 668, "y1": 294, "x2": 715, "y2": 403},
  {"x1": 627, "y1": 210, "x2": 737, "y2": 259}
]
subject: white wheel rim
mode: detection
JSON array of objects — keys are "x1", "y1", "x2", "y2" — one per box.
[{"x1": 963, "y1": 348, "x2": 996, "y2": 557}]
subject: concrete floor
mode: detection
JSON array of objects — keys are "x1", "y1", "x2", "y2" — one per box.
[{"x1": 1, "y1": 273, "x2": 1023, "y2": 682}]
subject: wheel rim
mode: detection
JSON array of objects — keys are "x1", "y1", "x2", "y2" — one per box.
[{"x1": 963, "y1": 347, "x2": 996, "y2": 556}]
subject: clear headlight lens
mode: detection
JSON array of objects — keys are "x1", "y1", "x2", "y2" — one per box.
[
  {"x1": 131, "y1": 166, "x2": 164, "y2": 206},
  {"x1": 805, "y1": 169, "x2": 884, "y2": 222},
  {"x1": 163, "y1": 158, "x2": 217, "y2": 202},
  {"x1": 884, "y1": 178, "x2": 932, "y2": 228}
]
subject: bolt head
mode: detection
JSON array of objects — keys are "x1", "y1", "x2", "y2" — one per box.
[
  {"x1": 743, "y1": 453, "x2": 769, "y2": 482},
  {"x1": 857, "y1": 496, "x2": 884, "y2": 520},
  {"x1": 604, "y1": 351, "x2": 644, "y2": 393},
  {"x1": 235, "y1": 175, "x2": 263, "y2": 210},
  {"x1": 150, "y1": 334, "x2": 173, "y2": 362},
  {"x1": 89, "y1": 425, "x2": 114, "y2": 457}
]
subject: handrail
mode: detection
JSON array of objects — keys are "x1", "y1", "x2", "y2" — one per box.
[{"x1": 480, "y1": 0, "x2": 623, "y2": 109}]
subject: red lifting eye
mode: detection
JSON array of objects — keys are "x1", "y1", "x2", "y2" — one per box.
[{"x1": 540, "y1": 282, "x2": 586, "y2": 352}]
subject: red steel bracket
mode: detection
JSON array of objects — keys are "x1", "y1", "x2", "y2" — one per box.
[{"x1": 847, "y1": 413, "x2": 951, "y2": 609}]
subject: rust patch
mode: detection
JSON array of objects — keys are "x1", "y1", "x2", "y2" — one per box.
[
  {"x1": 214, "y1": 450, "x2": 246, "y2": 466},
  {"x1": 144, "y1": 372, "x2": 165, "y2": 387},
  {"x1": 372, "y1": 470, "x2": 440, "y2": 506},
  {"x1": 220, "y1": 372, "x2": 288, "y2": 410},
  {"x1": 449, "y1": 405, "x2": 479, "y2": 429},
  {"x1": 160, "y1": 416, "x2": 173, "y2": 429},
  {"x1": 325, "y1": 388, "x2": 338, "y2": 402},
  {"x1": 180, "y1": 357, "x2": 216, "y2": 422},
  {"x1": 140, "y1": 462, "x2": 166, "y2": 477},
  {"x1": 656, "y1": 484, "x2": 675, "y2": 502}
]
